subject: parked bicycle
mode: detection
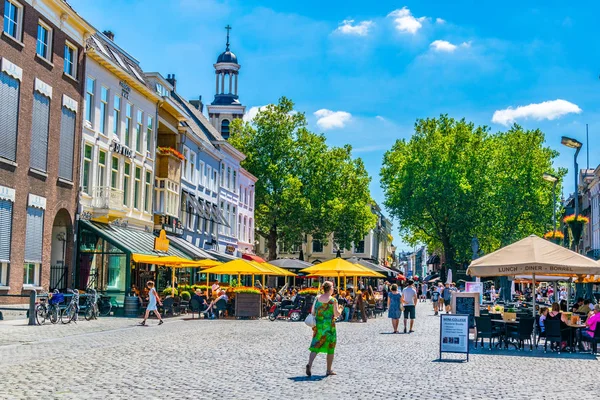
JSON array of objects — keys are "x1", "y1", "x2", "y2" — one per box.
[
  {"x1": 35, "y1": 290, "x2": 63, "y2": 325},
  {"x1": 84, "y1": 289, "x2": 99, "y2": 321},
  {"x1": 97, "y1": 294, "x2": 113, "y2": 317},
  {"x1": 61, "y1": 289, "x2": 79, "y2": 324}
]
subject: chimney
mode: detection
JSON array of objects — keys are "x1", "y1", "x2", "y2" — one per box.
[
  {"x1": 189, "y1": 96, "x2": 204, "y2": 113},
  {"x1": 103, "y1": 30, "x2": 115, "y2": 41},
  {"x1": 166, "y1": 73, "x2": 176, "y2": 91}
]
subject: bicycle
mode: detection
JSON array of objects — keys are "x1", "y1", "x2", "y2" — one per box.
[
  {"x1": 97, "y1": 294, "x2": 113, "y2": 317},
  {"x1": 61, "y1": 289, "x2": 79, "y2": 324},
  {"x1": 35, "y1": 291, "x2": 61, "y2": 325},
  {"x1": 84, "y1": 289, "x2": 99, "y2": 321}
]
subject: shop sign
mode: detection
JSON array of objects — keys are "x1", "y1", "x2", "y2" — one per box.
[
  {"x1": 112, "y1": 140, "x2": 133, "y2": 158},
  {"x1": 154, "y1": 230, "x2": 170, "y2": 252},
  {"x1": 120, "y1": 80, "x2": 131, "y2": 99},
  {"x1": 154, "y1": 215, "x2": 183, "y2": 236},
  {"x1": 225, "y1": 245, "x2": 236, "y2": 255}
]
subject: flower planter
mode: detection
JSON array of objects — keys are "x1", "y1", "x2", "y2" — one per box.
[
  {"x1": 234, "y1": 292, "x2": 262, "y2": 318},
  {"x1": 568, "y1": 221, "x2": 585, "y2": 245}
]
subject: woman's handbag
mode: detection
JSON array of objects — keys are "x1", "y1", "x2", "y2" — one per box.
[{"x1": 305, "y1": 298, "x2": 317, "y2": 327}]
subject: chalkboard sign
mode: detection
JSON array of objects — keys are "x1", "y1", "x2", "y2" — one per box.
[{"x1": 455, "y1": 296, "x2": 476, "y2": 328}]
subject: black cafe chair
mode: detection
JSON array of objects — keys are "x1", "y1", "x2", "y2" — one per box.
[
  {"x1": 544, "y1": 320, "x2": 563, "y2": 353},
  {"x1": 507, "y1": 318, "x2": 534, "y2": 351},
  {"x1": 475, "y1": 316, "x2": 501, "y2": 350},
  {"x1": 580, "y1": 327, "x2": 600, "y2": 354}
]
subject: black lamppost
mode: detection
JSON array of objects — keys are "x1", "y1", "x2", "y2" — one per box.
[
  {"x1": 561, "y1": 136, "x2": 583, "y2": 251},
  {"x1": 542, "y1": 172, "x2": 558, "y2": 230}
]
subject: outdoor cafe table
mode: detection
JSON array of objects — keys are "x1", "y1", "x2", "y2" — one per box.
[
  {"x1": 565, "y1": 322, "x2": 587, "y2": 352},
  {"x1": 491, "y1": 319, "x2": 520, "y2": 349}
]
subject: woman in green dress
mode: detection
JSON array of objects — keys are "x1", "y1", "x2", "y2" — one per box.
[{"x1": 306, "y1": 281, "x2": 343, "y2": 377}]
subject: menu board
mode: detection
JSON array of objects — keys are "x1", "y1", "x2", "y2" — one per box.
[
  {"x1": 451, "y1": 292, "x2": 480, "y2": 329},
  {"x1": 440, "y1": 314, "x2": 469, "y2": 358},
  {"x1": 455, "y1": 297, "x2": 476, "y2": 328}
]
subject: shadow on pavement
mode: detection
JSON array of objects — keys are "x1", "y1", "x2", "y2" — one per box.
[{"x1": 288, "y1": 375, "x2": 328, "y2": 382}]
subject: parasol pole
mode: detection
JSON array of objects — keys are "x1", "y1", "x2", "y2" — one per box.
[
  {"x1": 262, "y1": 274, "x2": 266, "y2": 288},
  {"x1": 337, "y1": 273, "x2": 340, "y2": 289},
  {"x1": 252, "y1": 274, "x2": 255, "y2": 288},
  {"x1": 172, "y1": 266, "x2": 176, "y2": 295},
  {"x1": 237, "y1": 273, "x2": 241, "y2": 288}
]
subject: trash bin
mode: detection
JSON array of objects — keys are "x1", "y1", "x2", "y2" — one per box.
[{"x1": 124, "y1": 295, "x2": 139, "y2": 318}]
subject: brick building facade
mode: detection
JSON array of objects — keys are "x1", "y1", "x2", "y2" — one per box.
[{"x1": 0, "y1": 0, "x2": 93, "y2": 296}]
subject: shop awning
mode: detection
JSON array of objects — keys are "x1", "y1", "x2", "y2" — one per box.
[
  {"x1": 167, "y1": 234, "x2": 215, "y2": 260},
  {"x1": 80, "y1": 220, "x2": 190, "y2": 259},
  {"x1": 182, "y1": 190, "x2": 209, "y2": 220},
  {"x1": 131, "y1": 254, "x2": 219, "y2": 267},
  {"x1": 205, "y1": 249, "x2": 238, "y2": 262},
  {"x1": 242, "y1": 254, "x2": 266, "y2": 263}
]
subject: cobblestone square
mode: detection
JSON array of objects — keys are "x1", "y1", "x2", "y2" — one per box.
[{"x1": 0, "y1": 303, "x2": 597, "y2": 400}]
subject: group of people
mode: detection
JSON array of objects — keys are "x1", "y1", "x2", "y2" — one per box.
[{"x1": 538, "y1": 300, "x2": 600, "y2": 351}]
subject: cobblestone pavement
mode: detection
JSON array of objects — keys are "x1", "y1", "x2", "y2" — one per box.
[{"x1": 0, "y1": 302, "x2": 597, "y2": 400}]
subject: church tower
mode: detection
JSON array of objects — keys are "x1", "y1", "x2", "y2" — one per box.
[{"x1": 207, "y1": 25, "x2": 245, "y2": 139}]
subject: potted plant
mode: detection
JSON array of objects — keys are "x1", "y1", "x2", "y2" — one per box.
[
  {"x1": 299, "y1": 288, "x2": 320, "y2": 296},
  {"x1": 162, "y1": 287, "x2": 178, "y2": 297},
  {"x1": 233, "y1": 287, "x2": 262, "y2": 318},
  {"x1": 543, "y1": 230, "x2": 564, "y2": 245},
  {"x1": 563, "y1": 214, "x2": 589, "y2": 245}
]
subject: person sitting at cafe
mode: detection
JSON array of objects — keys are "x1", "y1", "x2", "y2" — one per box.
[
  {"x1": 576, "y1": 299, "x2": 592, "y2": 315},
  {"x1": 538, "y1": 307, "x2": 548, "y2": 334},
  {"x1": 580, "y1": 304, "x2": 600, "y2": 351},
  {"x1": 206, "y1": 290, "x2": 228, "y2": 318},
  {"x1": 571, "y1": 298, "x2": 584, "y2": 313},
  {"x1": 559, "y1": 300, "x2": 568, "y2": 312},
  {"x1": 547, "y1": 302, "x2": 571, "y2": 350},
  {"x1": 191, "y1": 289, "x2": 209, "y2": 314}
]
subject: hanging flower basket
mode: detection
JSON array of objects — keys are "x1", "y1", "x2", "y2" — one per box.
[
  {"x1": 543, "y1": 230, "x2": 564, "y2": 245},
  {"x1": 563, "y1": 215, "x2": 589, "y2": 245}
]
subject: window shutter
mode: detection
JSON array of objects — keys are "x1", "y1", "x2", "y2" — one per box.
[
  {"x1": 30, "y1": 92, "x2": 50, "y2": 171},
  {"x1": 58, "y1": 107, "x2": 76, "y2": 181},
  {"x1": 0, "y1": 200, "x2": 12, "y2": 262},
  {"x1": 24, "y1": 207, "x2": 44, "y2": 263},
  {"x1": 0, "y1": 72, "x2": 20, "y2": 161}
]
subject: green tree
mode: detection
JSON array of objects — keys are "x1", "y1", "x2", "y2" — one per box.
[
  {"x1": 380, "y1": 115, "x2": 562, "y2": 271},
  {"x1": 230, "y1": 97, "x2": 376, "y2": 260}
]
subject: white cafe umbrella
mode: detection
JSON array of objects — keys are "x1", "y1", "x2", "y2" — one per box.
[{"x1": 446, "y1": 269, "x2": 453, "y2": 284}]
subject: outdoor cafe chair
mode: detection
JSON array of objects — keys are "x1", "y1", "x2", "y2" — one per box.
[
  {"x1": 161, "y1": 297, "x2": 176, "y2": 318},
  {"x1": 580, "y1": 326, "x2": 600, "y2": 354},
  {"x1": 475, "y1": 316, "x2": 501, "y2": 350},
  {"x1": 507, "y1": 318, "x2": 534, "y2": 351},
  {"x1": 213, "y1": 299, "x2": 227, "y2": 319},
  {"x1": 189, "y1": 298, "x2": 202, "y2": 319},
  {"x1": 544, "y1": 320, "x2": 563, "y2": 353}
]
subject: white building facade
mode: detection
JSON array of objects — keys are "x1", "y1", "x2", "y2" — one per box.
[
  {"x1": 79, "y1": 32, "x2": 159, "y2": 229},
  {"x1": 237, "y1": 168, "x2": 257, "y2": 254}
]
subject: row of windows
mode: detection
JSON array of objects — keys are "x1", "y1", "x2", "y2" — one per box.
[
  {"x1": 3, "y1": 0, "x2": 79, "y2": 78},
  {"x1": 85, "y1": 77, "x2": 154, "y2": 155},
  {"x1": 0, "y1": 70, "x2": 77, "y2": 181},
  {"x1": 0, "y1": 198, "x2": 45, "y2": 287},
  {"x1": 310, "y1": 240, "x2": 365, "y2": 254},
  {"x1": 81, "y1": 144, "x2": 153, "y2": 214}
]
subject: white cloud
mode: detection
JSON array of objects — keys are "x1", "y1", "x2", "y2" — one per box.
[
  {"x1": 335, "y1": 19, "x2": 374, "y2": 36},
  {"x1": 492, "y1": 99, "x2": 582, "y2": 126},
  {"x1": 429, "y1": 40, "x2": 471, "y2": 52},
  {"x1": 243, "y1": 105, "x2": 269, "y2": 122},
  {"x1": 314, "y1": 109, "x2": 352, "y2": 130},
  {"x1": 376, "y1": 115, "x2": 386, "y2": 121},
  {"x1": 388, "y1": 7, "x2": 428, "y2": 34},
  {"x1": 435, "y1": 18, "x2": 446, "y2": 24}
]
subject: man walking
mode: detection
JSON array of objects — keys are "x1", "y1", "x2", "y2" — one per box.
[
  {"x1": 401, "y1": 279, "x2": 418, "y2": 333},
  {"x1": 442, "y1": 283, "x2": 452, "y2": 314}
]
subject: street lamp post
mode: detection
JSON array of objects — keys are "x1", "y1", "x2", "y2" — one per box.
[
  {"x1": 542, "y1": 172, "x2": 558, "y2": 231},
  {"x1": 561, "y1": 136, "x2": 583, "y2": 251}
]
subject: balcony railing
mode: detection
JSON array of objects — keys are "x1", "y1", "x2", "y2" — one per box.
[{"x1": 92, "y1": 186, "x2": 125, "y2": 212}]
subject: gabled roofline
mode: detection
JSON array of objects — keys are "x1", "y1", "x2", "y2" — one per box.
[{"x1": 212, "y1": 140, "x2": 246, "y2": 162}]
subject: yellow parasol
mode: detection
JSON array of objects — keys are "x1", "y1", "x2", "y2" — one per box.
[
  {"x1": 300, "y1": 258, "x2": 368, "y2": 289},
  {"x1": 201, "y1": 259, "x2": 290, "y2": 288}
]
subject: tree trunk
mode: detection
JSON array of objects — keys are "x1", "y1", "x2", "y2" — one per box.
[{"x1": 267, "y1": 225, "x2": 278, "y2": 261}]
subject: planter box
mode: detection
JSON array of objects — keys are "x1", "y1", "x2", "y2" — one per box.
[{"x1": 235, "y1": 293, "x2": 262, "y2": 318}]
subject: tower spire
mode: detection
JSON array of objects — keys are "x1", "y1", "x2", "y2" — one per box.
[{"x1": 225, "y1": 24, "x2": 232, "y2": 51}]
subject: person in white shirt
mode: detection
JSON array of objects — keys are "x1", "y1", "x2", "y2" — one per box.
[{"x1": 401, "y1": 280, "x2": 418, "y2": 333}]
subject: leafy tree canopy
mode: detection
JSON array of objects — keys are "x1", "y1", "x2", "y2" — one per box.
[
  {"x1": 380, "y1": 115, "x2": 564, "y2": 268},
  {"x1": 230, "y1": 97, "x2": 376, "y2": 260}
]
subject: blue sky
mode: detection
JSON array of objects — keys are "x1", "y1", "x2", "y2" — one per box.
[{"x1": 70, "y1": 0, "x2": 600, "y2": 251}]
